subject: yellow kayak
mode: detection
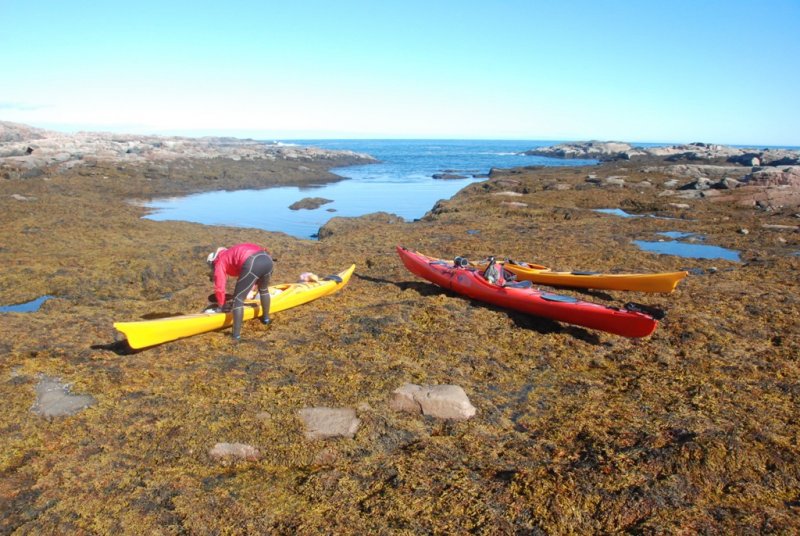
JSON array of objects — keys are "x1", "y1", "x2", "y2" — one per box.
[
  {"x1": 115, "y1": 265, "x2": 355, "y2": 349},
  {"x1": 476, "y1": 259, "x2": 687, "y2": 293}
]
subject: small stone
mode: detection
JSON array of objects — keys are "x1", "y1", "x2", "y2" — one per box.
[
  {"x1": 390, "y1": 383, "x2": 476, "y2": 421},
  {"x1": 739, "y1": 228, "x2": 749, "y2": 235},
  {"x1": 491, "y1": 191, "x2": 524, "y2": 197},
  {"x1": 255, "y1": 411, "x2": 272, "y2": 422},
  {"x1": 389, "y1": 384, "x2": 424, "y2": 414},
  {"x1": 209, "y1": 442, "x2": 261, "y2": 462},
  {"x1": 313, "y1": 448, "x2": 339, "y2": 466}
]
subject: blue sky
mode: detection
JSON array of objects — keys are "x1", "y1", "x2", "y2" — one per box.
[{"x1": 1, "y1": 0, "x2": 798, "y2": 145}]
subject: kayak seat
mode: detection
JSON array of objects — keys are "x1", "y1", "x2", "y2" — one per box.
[{"x1": 503, "y1": 280, "x2": 533, "y2": 289}]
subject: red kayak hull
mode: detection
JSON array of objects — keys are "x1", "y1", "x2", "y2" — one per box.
[{"x1": 397, "y1": 247, "x2": 658, "y2": 338}]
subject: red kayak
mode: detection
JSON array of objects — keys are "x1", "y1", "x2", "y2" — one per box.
[{"x1": 397, "y1": 246, "x2": 659, "y2": 338}]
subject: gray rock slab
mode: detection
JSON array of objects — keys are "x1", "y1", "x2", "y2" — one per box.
[{"x1": 298, "y1": 407, "x2": 361, "y2": 440}]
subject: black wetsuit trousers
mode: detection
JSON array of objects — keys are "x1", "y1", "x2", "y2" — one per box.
[{"x1": 231, "y1": 252, "x2": 274, "y2": 310}]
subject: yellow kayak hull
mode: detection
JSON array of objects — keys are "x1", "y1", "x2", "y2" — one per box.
[
  {"x1": 114, "y1": 265, "x2": 355, "y2": 349},
  {"x1": 479, "y1": 260, "x2": 687, "y2": 293}
]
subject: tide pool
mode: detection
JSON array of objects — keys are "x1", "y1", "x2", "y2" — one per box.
[
  {"x1": 634, "y1": 233, "x2": 740, "y2": 262},
  {"x1": 0, "y1": 295, "x2": 53, "y2": 313},
  {"x1": 143, "y1": 140, "x2": 596, "y2": 238}
]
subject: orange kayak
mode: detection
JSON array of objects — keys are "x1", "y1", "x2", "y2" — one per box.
[{"x1": 474, "y1": 259, "x2": 687, "y2": 293}]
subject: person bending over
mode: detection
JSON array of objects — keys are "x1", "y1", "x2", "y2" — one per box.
[{"x1": 206, "y1": 243, "x2": 273, "y2": 340}]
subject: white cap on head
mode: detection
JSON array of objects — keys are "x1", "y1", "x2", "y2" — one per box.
[{"x1": 207, "y1": 247, "x2": 226, "y2": 265}]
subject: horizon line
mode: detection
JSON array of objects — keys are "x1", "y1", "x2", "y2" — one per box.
[{"x1": 4, "y1": 120, "x2": 798, "y2": 149}]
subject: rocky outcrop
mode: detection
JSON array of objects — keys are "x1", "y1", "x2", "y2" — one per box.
[
  {"x1": 525, "y1": 140, "x2": 800, "y2": 166},
  {"x1": 0, "y1": 121, "x2": 53, "y2": 143},
  {"x1": 522, "y1": 141, "x2": 643, "y2": 161},
  {"x1": 289, "y1": 197, "x2": 333, "y2": 210},
  {"x1": 432, "y1": 173, "x2": 468, "y2": 180},
  {"x1": 317, "y1": 212, "x2": 404, "y2": 239},
  {"x1": 650, "y1": 142, "x2": 744, "y2": 161},
  {"x1": 743, "y1": 166, "x2": 800, "y2": 187},
  {"x1": 641, "y1": 164, "x2": 752, "y2": 180},
  {"x1": 0, "y1": 120, "x2": 377, "y2": 176}
]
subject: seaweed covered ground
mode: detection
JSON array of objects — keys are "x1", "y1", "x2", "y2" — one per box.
[{"x1": 0, "y1": 154, "x2": 798, "y2": 534}]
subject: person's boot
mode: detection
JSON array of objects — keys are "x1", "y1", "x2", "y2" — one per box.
[
  {"x1": 231, "y1": 307, "x2": 244, "y2": 341},
  {"x1": 259, "y1": 290, "x2": 271, "y2": 326}
]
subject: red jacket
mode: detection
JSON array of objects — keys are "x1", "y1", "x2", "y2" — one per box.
[{"x1": 212, "y1": 243, "x2": 268, "y2": 306}]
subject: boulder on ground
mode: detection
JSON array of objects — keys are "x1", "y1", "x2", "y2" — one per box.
[
  {"x1": 744, "y1": 167, "x2": 800, "y2": 188},
  {"x1": 390, "y1": 383, "x2": 476, "y2": 420}
]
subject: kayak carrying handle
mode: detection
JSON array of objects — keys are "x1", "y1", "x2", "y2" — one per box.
[{"x1": 624, "y1": 302, "x2": 666, "y2": 320}]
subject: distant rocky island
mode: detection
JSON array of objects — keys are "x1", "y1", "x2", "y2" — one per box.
[
  {"x1": 522, "y1": 140, "x2": 799, "y2": 166},
  {"x1": 521, "y1": 141, "x2": 800, "y2": 209}
]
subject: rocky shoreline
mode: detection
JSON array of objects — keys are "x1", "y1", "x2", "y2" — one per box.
[
  {"x1": 522, "y1": 140, "x2": 800, "y2": 210},
  {"x1": 523, "y1": 139, "x2": 800, "y2": 165},
  {"x1": 0, "y1": 123, "x2": 798, "y2": 534}
]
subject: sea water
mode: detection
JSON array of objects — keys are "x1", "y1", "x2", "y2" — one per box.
[
  {"x1": 634, "y1": 232, "x2": 741, "y2": 262},
  {"x1": 143, "y1": 140, "x2": 596, "y2": 238}
]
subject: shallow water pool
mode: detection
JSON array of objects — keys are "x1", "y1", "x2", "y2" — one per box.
[
  {"x1": 634, "y1": 234, "x2": 740, "y2": 262},
  {"x1": 594, "y1": 208, "x2": 641, "y2": 218},
  {"x1": 0, "y1": 295, "x2": 53, "y2": 313}
]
